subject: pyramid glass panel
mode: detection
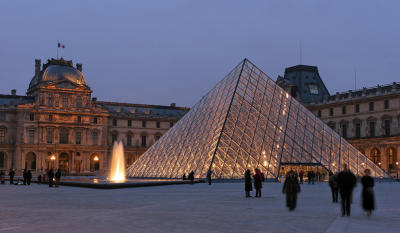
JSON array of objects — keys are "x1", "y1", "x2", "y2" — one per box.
[{"x1": 127, "y1": 59, "x2": 389, "y2": 179}]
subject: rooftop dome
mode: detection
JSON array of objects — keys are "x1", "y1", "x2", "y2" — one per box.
[{"x1": 29, "y1": 58, "x2": 86, "y2": 89}]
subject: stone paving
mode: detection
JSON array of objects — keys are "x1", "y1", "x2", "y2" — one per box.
[{"x1": 0, "y1": 181, "x2": 399, "y2": 233}]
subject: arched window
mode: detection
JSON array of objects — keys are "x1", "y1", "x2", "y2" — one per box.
[
  {"x1": 59, "y1": 152, "x2": 69, "y2": 174},
  {"x1": 388, "y1": 148, "x2": 396, "y2": 168},
  {"x1": 25, "y1": 152, "x2": 36, "y2": 170},
  {"x1": 371, "y1": 148, "x2": 381, "y2": 165},
  {"x1": 0, "y1": 152, "x2": 5, "y2": 168}
]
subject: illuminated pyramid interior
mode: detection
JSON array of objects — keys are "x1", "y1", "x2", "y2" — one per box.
[{"x1": 127, "y1": 59, "x2": 388, "y2": 179}]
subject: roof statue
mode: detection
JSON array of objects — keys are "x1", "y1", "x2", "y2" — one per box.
[{"x1": 127, "y1": 59, "x2": 389, "y2": 179}]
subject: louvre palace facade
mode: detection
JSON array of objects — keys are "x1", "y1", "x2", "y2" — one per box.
[
  {"x1": 277, "y1": 65, "x2": 400, "y2": 177},
  {"x1": 0, "y1": 58, "x2": 188, "y2": 175}
]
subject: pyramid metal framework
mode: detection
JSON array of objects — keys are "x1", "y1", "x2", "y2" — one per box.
[{"x1": 127, "y1": 59, "x2": 388, "y2": 179}]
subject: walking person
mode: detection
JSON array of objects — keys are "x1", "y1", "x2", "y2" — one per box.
[
  {"x1": 23, "y1": 168, "x2": 27, "y2": 185},
  {"x1": 282, "y1": 170, "x2": 300, "y2": 211},
  {"x1": 253, "y1": 168, "x2": 263, "y2": 198},
  {"x1": 37, "y1": 174, "x2": 42, "y2": 184},
  {"x1": 48, "y1": 169, "x2": 55, "y2": 188},
  {"x1": 9, "y1": 169, "x2": 15, "y2": 184},
  {"x1": 55, "y1": 169, "x2": 61, "y2": 187},
  {"x1": 361, "y1": 169, "x2": 375, "y2": 216},
  {"x1": 337, "y1": 164, "x2": 357, "y2": 217},
  {"x1": 207, "y1": 170, "x2": 212, "y2": 185},
  {"x1": 299, "y1": 170, "x2": 304, "y2": 184},
  {"x1": 244, "y1": 169, "x2": 252, "y2": 198},
  {"x1": 26, "y1": 170, "x2": 32, "y2": 185},
  {"x1": 328, "y1": 172, "x2": 339, "y2": 203},
  {"x1": 188, "y1": 171, "x2": 194, "y2": 184}
]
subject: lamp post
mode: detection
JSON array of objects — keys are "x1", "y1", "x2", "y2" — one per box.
[
  {"x1": 396, "y1": 161, "x2": 399, "y2": 179},
  {"x1": 50, "y1": 155, "x2": 56, "y2": 169}
]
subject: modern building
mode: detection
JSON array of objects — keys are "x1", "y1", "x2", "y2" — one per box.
[
  {"x1": 127, "y1": 59, "x2": 387, "y2": 179},
  {"x1": 0, "y1": 58, "x2": 189, "y2": 175},
  {"x1": 278, "y1": 65, "x2": 400, "y2": 177}
]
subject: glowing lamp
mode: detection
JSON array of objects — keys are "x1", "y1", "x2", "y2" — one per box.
[
  {"x1": 93, "y1": 155, "x2": 99, "y2": 161},
  {"x1": 50, "y1": 155, "x2": 56, "y2": 161}
]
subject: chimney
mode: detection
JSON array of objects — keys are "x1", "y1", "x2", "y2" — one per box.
[
  {"x1": 11, "y1": 89, "x2": 16, "y2": 95},
  {"x1": 170, "y1": 103, "x2": 176, "y2": 107},
  {"x1": 35, "y1": 59, "x2": 41, "y2": 76},
  {"x1": 76, "y1": 63, "x2": 82, "y2": 72}
]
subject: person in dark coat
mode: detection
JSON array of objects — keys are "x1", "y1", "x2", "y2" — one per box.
[
  {"x1": 361, "y1": 169, "x2": 375, "y2": 216},
  {"x1": 311, "y1": 171, "x2": 315, "y2": 184},
  {"x1": 182, "y1": 174, "x2": 186, "y2": 180},
  {"x1": 244, "y1": 169, "x2": 252, "y2": 197},
  {"x1": 282, "y1": 170, "x2": 300, "y2": 211},
  {"x1": 9, "y1": 169, "x2": 15, "y2": 184},
  {"x1": 55, "y1": 169, "x2": 61, "y2": 187},
  {"x1": 207, "y1": 170, "x2": 212, "y2": 185},
  {"x1": 299, "y1": 170, "x2": 304, "y2": 184},
  {"x1": 337, "y1": 164, "x2": 357, "y2": 217},
  {"x1": 329, "y1": 172, "x2": 339, "y2": 203},
  {"x1": 26, "y1": 170, "x2": 32, "y2": 185},
  {"x1": 188, "y1": 171, "x2": 194, "y2": 184},
  {"x1": 253, "y1": 168, "x2": 263, "y2": 197},
  {"x1": 48, "y1": 169, "x2": 55, "y2": 187},
  {"x1": 307, "y1": 171, "x2": 311, "y2": 184},
  {"x1": 23, "y1": 168, "x2": 27, "y2": 185}
]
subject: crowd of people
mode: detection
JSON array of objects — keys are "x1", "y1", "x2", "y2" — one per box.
[
  {"x1": 0, "y1": 168, "x2": 62, "y2": 188},
  {"x1": 244, "y1": 165, "x2": 375, "y2": 216}
]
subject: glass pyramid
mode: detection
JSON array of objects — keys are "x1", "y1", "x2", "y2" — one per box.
[{"x1": 127, "y1": 59, "x2": 388, "y2": 179}]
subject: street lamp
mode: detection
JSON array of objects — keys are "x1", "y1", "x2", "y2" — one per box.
[{"x1": 50, "y1": 155, "x2": 56, "y2": 169}]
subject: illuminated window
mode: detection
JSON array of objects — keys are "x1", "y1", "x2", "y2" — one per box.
[
  {"x1": 308, "y1": 84, "x2": 319, "y2": 94},
  {"x1": 0, "y1": 129, "x2": 5, "y2": 144}
]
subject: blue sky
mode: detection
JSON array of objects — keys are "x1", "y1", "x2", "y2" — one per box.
[{"x1": 1, "y1": 0, "x2": 399, "y2": 107}]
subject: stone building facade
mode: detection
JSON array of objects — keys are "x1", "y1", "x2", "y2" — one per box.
[
  {"x1": 278, "y1": 65, "x2": 399, "y2": 177},
  {"x1": 0, "y1": 58, "x2": 189, "y2": 175}
]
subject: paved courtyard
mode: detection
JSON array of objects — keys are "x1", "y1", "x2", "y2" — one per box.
[{"x1": 0, "y1": 181, "x2": 399, "y2": 233}]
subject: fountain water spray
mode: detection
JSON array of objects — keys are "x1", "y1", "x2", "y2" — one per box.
[{"x1": 109, "y1": 141, "x2": 126, "y2": 182}]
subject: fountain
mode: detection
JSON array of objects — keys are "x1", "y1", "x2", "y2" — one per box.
[{"x1": 109, "y1": 141, "x2": 126, "y2": 182}]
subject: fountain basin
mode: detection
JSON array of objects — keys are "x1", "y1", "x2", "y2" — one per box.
[{"x1": 40, "y1": 177, "x2": 203, "y2": 189}]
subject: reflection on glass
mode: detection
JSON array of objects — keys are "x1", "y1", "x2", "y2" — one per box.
[{"x1": 127, "y1": 59, "x2": 388, "y2": 179}]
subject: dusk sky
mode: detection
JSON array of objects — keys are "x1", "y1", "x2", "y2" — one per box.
[{"x1": 1, "y1": 0, "x2": 399, "y2": 107}]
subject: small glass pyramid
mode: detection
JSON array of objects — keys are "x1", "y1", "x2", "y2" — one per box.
[{"x1": 127, "y1": 59, "x2": 388, "y2": 179}]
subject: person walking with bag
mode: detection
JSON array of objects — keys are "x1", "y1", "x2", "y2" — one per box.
[{"x1": 361, "y1": 169, "x2": 375, "y2": 216}]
